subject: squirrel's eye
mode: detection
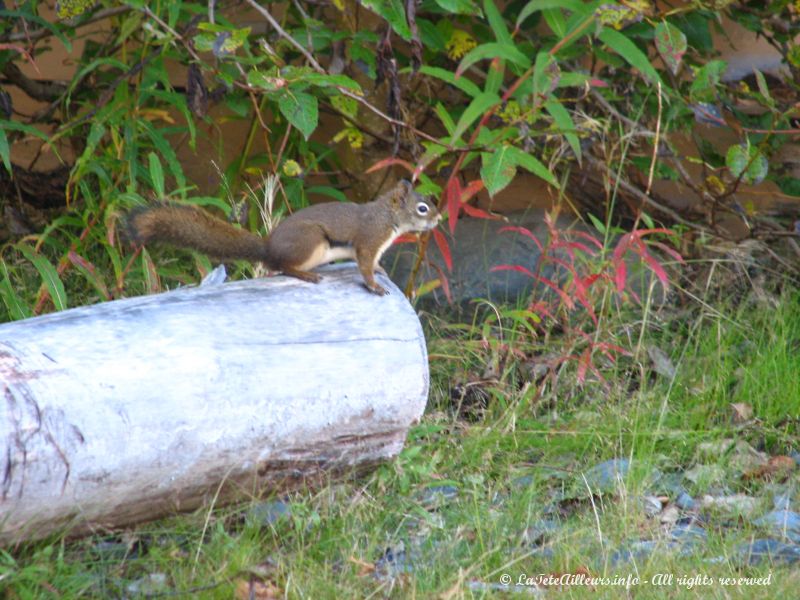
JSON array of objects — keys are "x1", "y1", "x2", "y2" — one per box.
[{"x1": 416, "y1": 202, "x2": 429, "y2": 215}]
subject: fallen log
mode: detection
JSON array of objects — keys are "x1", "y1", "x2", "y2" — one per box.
[{"x1": 0, "y1": 264, "x2": 429, "y2": 544}]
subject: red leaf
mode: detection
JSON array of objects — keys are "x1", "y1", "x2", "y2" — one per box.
[
  {"x1": 613, "y1": 233, "x2": 631, "y2": 264},
  {"x1": 460, "y1": 203, "x2": 501, "y2": 219},
  {"x1": 445, "y1": 178, "x2": 462, "y2": 235},
  {"x1": 460, "y1": 179, "x2": 484, "y2": 203},
  {"x1": 572, "y1": 230, "x2": 604, "y2": 250},
  {"x1": 589, "y1": 78, "x2": 609, "y2": 87},
  {"x1": 392, "y1": 233, "x2": 418, "y2": 244},
  {"x1": 432, "y1": 228, "x2": 453, "y2": 271},
  {"x1": 641, "y1": 250, "x2": 669, "y2": 287},
  {"x1": 533, "y1": 275, "x2": 575, "y2": 310},
  {"x1": 614, "y1": 260, "x2": 627, "y2": 293},
  {"x1": 430, "y1": 261, "x2": 453, "y2": 304},
  {"x1": 563, "y1": 241, "x2": 597, "y2": 256},
  {"x1": 498, "y1": 225, "x2": 543, "y2": 251},
  {"x1": 650, "y1": 241, "x2": 684, "y2": 263},
  {"x1": 492, "y1": 264, "x2": 535, "y2": 278},
  {"x1": 366, "y1": 157, "x2": 415, "y2": 174},
  {"x1": 577, "y1": 347, "x2": 591, "y2": 384},
  {"x1": 631, "y1": 227, "x2": 672, "y2": 239}
]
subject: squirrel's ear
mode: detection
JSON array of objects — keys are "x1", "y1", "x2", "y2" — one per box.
[{"x1": 396, "y1": 179, "x2": 413, "y2": 204}]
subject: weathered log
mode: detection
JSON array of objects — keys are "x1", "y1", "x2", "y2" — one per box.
[{"x1": 0, "y1": 264, "x2": 429, "y2": 544}]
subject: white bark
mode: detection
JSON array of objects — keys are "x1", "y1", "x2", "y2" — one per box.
[{"x1": 0, "y1": 264, "x2": 429, "y2": 543}]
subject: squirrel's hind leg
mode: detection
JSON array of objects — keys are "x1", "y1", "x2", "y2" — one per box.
[{"x1": 281, "y1": 267, "x2": 322, "y2": 284}]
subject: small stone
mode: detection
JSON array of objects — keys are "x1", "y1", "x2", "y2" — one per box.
[
  {"x1": 669, "y1": 523, "x2": 708, "y2": 545},
  {"x1": 611, "y1": 540, "x2": 680, "y2": 565},
  {"x1": 642, "y1": 495, "x2": 663, "y2": 517},
  {"x1": 522, "y1": 519, "x2": 560, "y2": 546},
  {"x1": 126, "y1": 573, "x2": 168, "y2": 595},
  {"x1": 675, "y1": 490, "x2": 697, "y2": 511},
  {"x1": 700, "y1": 493, "x2": 760, "y2": 517},
  {"x1": 753, "y1": 510, "x2": 800, "y2": 543},
  {"x1": 417, "y1": 485, "x2": 459, "y2": 507},
  {"x1": 375, "y1": 543, "x2": 416, "y2": 578},
  {"x1": 685, "y1": 464, "x2": 727, "y2": 486},
  {"x1": 246, "y1": 500, "x2": 291, "y2": 526},
  {"x1": 734, "y1": 539, "x2": 800, "y2": 566},
  {"x1": 582, "y1": 459, "x2": 630, "y2": 494},
  {"x1": 660, "y1": 505, "x2": 681, "y2": 526},
  {"x1": 647, "y1": 345, "x2": 676, "y2": 378},
  {"x1": 729, "y1": 402, "x2": 753, "y2": 424}
]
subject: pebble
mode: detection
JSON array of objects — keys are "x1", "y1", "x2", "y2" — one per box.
[{"x1": 582, "y1": 459, "x2": 630, "y2": 493}]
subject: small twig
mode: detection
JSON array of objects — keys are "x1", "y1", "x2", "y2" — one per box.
[
  {"x1": 646, "y1": 81, "x2": 662, "y2": 195},
  {"x1": 584, "y1": 153, "x2": 707, "y2": 232},
  {"x1": 0, "y1": 6, "x2": 132, "y2": 43}
]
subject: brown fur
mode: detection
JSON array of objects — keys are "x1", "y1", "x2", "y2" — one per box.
[{"x1": 126, "y1": 181, "x2": 440, "y2": 294}]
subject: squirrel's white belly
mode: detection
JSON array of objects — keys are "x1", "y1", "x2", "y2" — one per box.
[{"x1": 297, "y1": 243, "x2": 357, "y2": 270}]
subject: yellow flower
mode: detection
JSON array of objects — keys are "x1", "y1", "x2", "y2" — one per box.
[
  {"x1": 282, "y1": 159, "x2": 303, "y2": 177},
  {"x1": 332, "y1": 126, "x2": 363, "y2": 150},
  {"x1": 446, "y1": 30, "x2": 477, "y2": 61}
]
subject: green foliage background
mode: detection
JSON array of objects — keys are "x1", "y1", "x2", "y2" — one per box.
[{"x1": 2, "y1": 1, "x2": 800, "y2": 319}]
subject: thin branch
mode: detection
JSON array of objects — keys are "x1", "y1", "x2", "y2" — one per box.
[{"x1": 0, "y1": 6, "x2": 131, "y2": 43}]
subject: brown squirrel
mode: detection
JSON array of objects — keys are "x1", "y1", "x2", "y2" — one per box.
[{"x1": 127, "y1": 180, "x2": 440, "y2": 295}]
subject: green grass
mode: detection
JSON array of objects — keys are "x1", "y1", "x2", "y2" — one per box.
[{"x1": 3, "y1": 293, "x2": 800, "y2": 599}]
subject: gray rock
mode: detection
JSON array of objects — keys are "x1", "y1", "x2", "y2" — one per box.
[
  {"x1": 753, "y1": 510, "x2": 800, "y2": 543},
  {"x1": 246, "y1": 500, "x2": 291, "y2": 526},
  {"x1": 582, "y1": 459, "x2": 630, "y2": 494},
  {"x1": 125, "y1": 573, "x2": 168, "y2": 595},
  {"x1": 417, "y1": 485, "x2": 459, "y2": 507},
  {"x1": 734, "y1": 539, "x2": 800, "y2": 565}
]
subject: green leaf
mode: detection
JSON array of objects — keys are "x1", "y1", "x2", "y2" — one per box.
[
  {"x1": 532, "y1": 51, "x2": 559, "y2": 98},
  {"x1": 516, "y1": 0, "x2": 585, "y2": 29},
  {"x1": 278, "y1": 91, "x2": 319, "y2": 141},
  {"x1": 654, "y1": 21, "x2": 687, "y2": 76},
  {"x1": 726, "y1": 143, "x2": 768, "y2": 185},
  {"x1": 485, "y1": 61, "x2": 505, "y2": 95},
  {"x1": 457, "y1": 42, "x2": 532, "y2": 76},
  {"x1": 542, "y1": 7, "x2": 567, "y2": 37},
  {"x1": 587, "y1": 212, "x2": 607, "y2": 235},
  {"x1": 140, "y1": 121, "x2": 186, "y2": 192},
  {"x1": 0, "y1": 128, "x2": 10, "y2": 173},
  {"x1": 452, "y1": 92, "x2": 502, "y2": 143},
  {"x1": 301, "y1": 73, "x2": 363, "y2": 92},
  {"x1": 506, "y1": 145, "x2": 559, "y2": 187},
  {"x1": 481, "y1": 146, "x2": 517, "y2": 196},
  {"x1": 544, "y1": 100, "x2": 581, "y2": 162},
  {"x1": 0, "y1": 119, "x2": 53, "y2": 145},
  {"x1": 435, "y1": 103, "x2": 456, "y2": 135},
  {"x1": 689, "y1": 60, "x2": 726, "y2": 103},
  {"x1": 247, "y1": 69, "x2": 287, "y2": 92},
  {"x1": 433, "y1": 0, "x2": 481, "y2": 15},
  {"x1": 484, "y1": 0, "x2": 513, "y2": 46},
  {"x1": 753, "y1": 68, "x2": 774, "y2": 108},
  {"x1": 16, "y1": 244, "x2": 68, "y2": 311},
  {"x1": 148, "y1": 152, "x2": 165, "y2": 198},
  {"x1": 0, "y1": 263, "x2": 30, "y2": 320},
  {"x1": 598, "y1": 27, "x2": 662, "y2": 85},
  {"x1": 419, "y1": 66, "x2": 482, "y2": 97},
  {"x1": 361, "y1": 0, "x2": 411, "y2": 40}
]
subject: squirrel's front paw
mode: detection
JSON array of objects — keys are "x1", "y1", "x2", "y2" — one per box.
[{"x1": 366, "y1": 283, "x2": 389, "y2": 296}]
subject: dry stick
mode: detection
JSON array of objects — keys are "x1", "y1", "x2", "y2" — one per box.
[
  {"x1": 584, "y1": 153, "x2": 707, "y2": 232},
  {"x1": 645, "y1": 81, "x2": 662, "y2": 196}
]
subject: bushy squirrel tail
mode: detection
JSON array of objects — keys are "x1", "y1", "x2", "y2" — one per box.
[{"x1": 126, "y1": 204, "x2": 269, "y2": 262}]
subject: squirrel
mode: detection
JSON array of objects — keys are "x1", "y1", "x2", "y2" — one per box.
[{"x1": 126, "y1": 179, "x2": 441, "y2": 295}]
